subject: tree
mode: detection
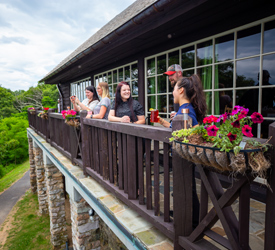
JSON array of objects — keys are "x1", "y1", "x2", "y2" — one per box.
[{"x1": 0, "y1": 87, "x2": 18, "y2": 119}]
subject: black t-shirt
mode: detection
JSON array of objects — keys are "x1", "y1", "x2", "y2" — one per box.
[{"x1": 111, "y1": 99, "x2": 144, "y2": 122}]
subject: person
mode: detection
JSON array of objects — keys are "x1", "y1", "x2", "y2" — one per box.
[
  {"x1": 70, "y1": 86, "x2": 99, "y2": 112},
  {"x1": 86, "y1": 82, "x2": 111, "y2": 119},
  {"x1": 156, "y1": 74, "x2": 207, "y2": 128},
  {"x1": 108, "y1": 81, "x2": 145, "y2": 124},
  {"x1": 163, "y1": 64, "x2": 184, "y2": 115},
  {"x1": 219, "y1": 83, "x2": 232, "y2": 113}
]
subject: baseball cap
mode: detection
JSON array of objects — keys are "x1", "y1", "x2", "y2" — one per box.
[{"x1": 163, "y1": 64, "x2": 183, "y2": 76}]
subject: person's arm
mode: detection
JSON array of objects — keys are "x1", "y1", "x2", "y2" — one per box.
[
  {"x1": 70, "y1": 96, "x2": 80, "y2": 112},
  {"x1": 158, "y1": 116, "x2": 171, "y2": 128},
  {"x1": 108, "y1": 110, "x2": 130, "y2": 123},
  {"x1": 88, "y1": 106, "x2": 107, "y2": 119},
  {"x1": 134, "y1": 115, "x2": 145, "y2": 124}
]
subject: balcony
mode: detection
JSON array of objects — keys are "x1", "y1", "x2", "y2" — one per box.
[{"x1": 27, "y1": 110, "x2": 275, "y2": 249}]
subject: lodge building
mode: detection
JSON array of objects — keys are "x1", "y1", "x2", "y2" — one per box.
[{"x1": 27, "y1": 0, "x2": 275, "y2": 249}]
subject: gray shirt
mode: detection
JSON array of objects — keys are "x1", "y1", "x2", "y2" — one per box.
[{"x1": 93, "y1": 97, "x2": 111, "y2": 119}]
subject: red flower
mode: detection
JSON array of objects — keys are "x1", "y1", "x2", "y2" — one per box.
[
  {"x1": 227, "y1": 132, "x2": 237, "y2": 142},
  {"x1": 206, "y1": 125, "x2": 219, "y2": 136},
  {"x1": 203, "y1": 115, "x2": 218, "y2": 124},
  {"x1": 231, "y1": 120, "x2": 240, "y2": 128},
  {"x1": 242, "y1": 125, "x2": 253, "y2": 137},
  {"x1": 251, "y1": 112, "x2": 264, "y2": 123},
  {"x1": 43, "y1": 107, "x2": 50, "y2": 111},
  {"x1": 238, "y1": 110, "x2": 248, "y2": 120}
]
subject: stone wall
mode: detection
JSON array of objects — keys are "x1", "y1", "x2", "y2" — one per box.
[
  {"x1": 28, "y1": 137, "x2": 37, "y2": 194},
  {"x1": 45, "y1": 164, "x2": 68, "y2": 248}
]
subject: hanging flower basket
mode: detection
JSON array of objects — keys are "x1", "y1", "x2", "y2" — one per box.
[
  {"x1": 28, "y1": 107, "x2": 36, "y2": 115},
  {"x1": 30, "y1": 111, "x2": 36, "y2": 115},
  {"x1": 65, "y1": 117, "x2": 80, "y2": 129},
  {"x1": 170, "y1": 106, "x2": 272, "y2": 176},
  {"x1": 173, "y1": 140, "x2": 270, "y2": 175},
  {"x1": 38, "y1": 107, "x2": 49, "y2": 120}
]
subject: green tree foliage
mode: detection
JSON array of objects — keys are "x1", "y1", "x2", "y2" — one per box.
[
  {"x1": 0, "y1": 86, "x2": 18, "y2": 119},
  {"x1": 0, "y1": 117, "x2": 29, "y2": 175}
]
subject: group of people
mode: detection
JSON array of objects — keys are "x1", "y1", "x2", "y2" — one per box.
[{"x1": 70, "y1": 64, "x2": 207, "y2": 130}]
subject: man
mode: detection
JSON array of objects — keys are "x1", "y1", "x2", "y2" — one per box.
[{"x1": 163, "y1": 64, "x2": 183, "y2": 114}]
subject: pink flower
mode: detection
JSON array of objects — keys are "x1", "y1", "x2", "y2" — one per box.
[
  {"x1": 242, "y1": 125, "x2": 253, "y2": 137},
  {"x1": 206, "y1": 125, "x2": 219, "y2": 136},
  {"x1": 227, "y1": 132, "x2": 237, "y2": 142},
  {"x1": 251, "y1": 112, "x2": 264, "y2": 123},
  {"x1": 238, "y1": 110, "x2": 248, "y2": 120},
  {"x1": 232, "y1": 105, "x2": 242, "y2": 115},
  {"x1": 231, "y1": 120, "x2": 240, "y2": 128}
]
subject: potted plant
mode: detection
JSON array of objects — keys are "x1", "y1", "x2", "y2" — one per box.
[
  {"x1": 171, "y1": 106, "x2": 272, "y2": 176},
  {"x1": 61, "y1": 109, "x2": 80, "y2": 128},
  {"x1": 38, "y1": 107, "x2": 49, "y2": 120},
  {"x1": 28, "y1": 107, "x2": 36, "y2": 115}
]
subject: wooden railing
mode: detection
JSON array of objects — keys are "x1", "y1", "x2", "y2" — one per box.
[{"x1": 28, "y1": 111, "x2": 275, "y2": 249}]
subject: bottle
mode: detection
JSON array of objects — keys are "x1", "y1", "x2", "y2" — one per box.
[
  {"x1": 171, "y1": 108, "x2": 192, "y2": 131},
  {"x1": 182, "y1": 108, "x2": 192, "y2": 129}
]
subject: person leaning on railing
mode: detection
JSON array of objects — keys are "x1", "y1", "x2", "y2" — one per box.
[
  {"x1": 155, "y1": 74, "x2": 207, "y2": 128},
  {"x1": 86, "y1": 82, "x2": 111, "y2": 119},
  {"x1": 108, "y1": 81, "x2": 145, "y2": 124},
  {"x1": 70, "y1": 86, "x2": 99, "y2": 112}
]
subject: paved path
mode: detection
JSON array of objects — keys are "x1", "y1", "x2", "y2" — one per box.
[{"x1": 0, "y1": 170, "x2": 30, "y2": 226}]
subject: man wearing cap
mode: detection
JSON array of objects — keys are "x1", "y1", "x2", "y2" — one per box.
[{"x1": 163, "y1": 64, "x2": 183, "y2": 114}]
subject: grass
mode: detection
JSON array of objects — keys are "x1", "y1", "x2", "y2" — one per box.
[
  {"x1": 0, "y1": 190, "x2": 53, "y2": 250},
  {"x1": 0, "y1": 160, "x2": 30, "y2": 193}
]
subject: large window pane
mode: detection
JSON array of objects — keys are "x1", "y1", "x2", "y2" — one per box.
[
  {"x1": 197, "y1": 66, "x2": 212, "y2": 90},
  {"x1": 168, "y1": 51, "x2": 179, "y2": 66},
  {"x1": 147, "y1": 58, "x2": 155, "y2": 76},
  {"x1": 157, "y1": 55, "x2": 166, "y2": 75},
  {"x1": 264, "y1": 20, "x2": 275, "y2": 53},
  {"x1": 263, "y1": 54, "x2": 275, "y2": 85},
  {"x1": 132, "y1": 80, "x2": 138, "y2": 95},
  {"x1": 204, "y1": 92, "x2": 212, "y2": 114},
  {"x1": 113, "y1": 70, "x2": 118, "y2": 83},
  {"x1": 169, "y1": 94, "x2": 174, "y2": 113},
  {"x1": 237, "y1": 25, "x2": 261, "y2": 58},
  {"x1": 182, "y1": 69, "x2": 194, "y2": 77},
  {"x1": 236, "y1": 57, "x2": 259, "y2": 87},
  {"x1": 261, "y1": 87, "x2": 275, "y2": 113},
  {"x1": 182, "y1": 46, "x2": 195, "y2": 69},
  {"x1": 157, "y1": 75, "x2": 166, "y2": 93},
  {"x1": 216, "y1": 62, "x2": 233, "y2": 88},
  {"x1": 148, "y1": 96, "x2": 156, "y2": 111},
  {"x1": 236, "y1": 88, "x2": 259, "y2": 115},
  {"x1": 125, "y1": 66, "x2": 130, "y2": 81},
  {"x1": 197, "y1": 40, "x2": 213, "y2": 66},
  {"x1": 216, "y1": 90, "x2": 233, "y2": 114},
  {"x1": 109, "y1": 86, "x2": 113, "y2": 98},
  {"x1": 157, "y1": 95, "x2": 167, "y2": 113},
  {"x1": 215, "y1": 33, "x2": 234, "y2": 62},
  {"x1": 119, "y1": 68, "x2": 123, "y2": 82},
  {"x1": 147, "y1": 78, "x2": 155, "y2": 94},
  {"x1": 107, "y1": 73, "x2": 112, "y2": 84},
  {"x1": 131, "y1": 64, "x2": 138, "y2": 79}
]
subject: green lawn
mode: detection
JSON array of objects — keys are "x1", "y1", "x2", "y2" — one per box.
[
  {"x1": 0, "y1": 160, "x2": 30, "y2": 193},
  {"x1": 0, "y1": 190, "x2": 52, "y2": 250}
]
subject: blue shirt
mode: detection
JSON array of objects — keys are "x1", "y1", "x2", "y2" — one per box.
[{"x1": 170, "y1": 103, "x2": 198, "y2": 128}]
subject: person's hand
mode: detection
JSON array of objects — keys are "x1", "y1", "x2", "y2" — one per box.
[
  {"x1": 74, "y1": 97, "x2": 80, "y2": 105},
  {"x1": 121, "y1": 116, "x2": 131, "y2": 123},
  {"x1": 86, "y1": 110, "x2": 93, "y2": 119},
  {"x1": 170, "y1": 111, "x2": 176, "y2": 120},
  {"x1": 70, "y1": 95, "x2": 76, "y2": 103}
]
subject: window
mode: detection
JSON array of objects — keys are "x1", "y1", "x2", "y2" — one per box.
[
  {"x1": 145, "y1": 16, "x2": 275, "y2": 137},
  {"x1": 70, "y1": 78, "x2": 91, "y2": 107},
  {"x1": 94, "y1": 62, "x2": 138, "y2": 101}
]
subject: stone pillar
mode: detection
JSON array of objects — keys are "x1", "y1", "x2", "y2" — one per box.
[
  {"x1": 28, "y1": 137, "x2": 37, "y2": 194},
  {"x1": 70, "y1": 196, "x2": 100, "y2": 250},
  {"x1": 33, "y1": 144, "x2": 48, "y2": 214},
  {"x1": 45, "y1": 163, "x2": 68, "y2": 248}
]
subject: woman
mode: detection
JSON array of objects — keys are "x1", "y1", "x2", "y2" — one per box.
[
  {"x1": 157, "y1": 74, "x2": 207, "y2": 128},
  {"x1": 108, "y1": 81, "x2": 145, "y2": 124},
  {"x1": 70, "y1": 86, "x2": 99, "y2": 112},
  {"x1": 86, "y1": 82, "x2": 111, "y2": 119}
]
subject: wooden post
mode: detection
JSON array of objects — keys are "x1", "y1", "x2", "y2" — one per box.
[
  {"x1": 81, "y1": 110, "x2": 89, "y2": 176},
  {"x1": 172, "y1": 117, "x2": 193, "y2": 250},
  {"x1": 265, "y1": 122, "x2": 275, "y2": 249}
]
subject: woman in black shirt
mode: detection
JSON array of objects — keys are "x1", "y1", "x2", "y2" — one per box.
[{"x1": 108, "y1": 82, "x2": 145, "y2": 124}]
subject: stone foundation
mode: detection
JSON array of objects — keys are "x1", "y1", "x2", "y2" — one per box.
[
  {"x1": 28, "y1": 137, "x2": 37, "y2": 194},
  {"x1": 45, "y1": 164, "x2": 68, "y2": 248},
  {"x1": 33, "y1": 145, "x2": 48, "y2": 214},
  {"x1": 70, "y1": 197, "x2": 100, "y2": 250}
]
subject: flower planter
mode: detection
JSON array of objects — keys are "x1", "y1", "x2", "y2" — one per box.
[
  {"x1": 65, "y1": 117, "x2": 80, "y2": 129},
  {"x1": 40, "y1": 113, "x2": 48, "y2": 120},
  {"x1": 30, "y1": 111, "x2": 36, "y2": 115},
  {"x1": 173, "y1": 140, "x2": 271, "y2": 175}
]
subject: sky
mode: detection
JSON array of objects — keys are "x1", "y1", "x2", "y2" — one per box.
[{"x1": 0, "y1": 0, "x2": 136, "y2": 91}]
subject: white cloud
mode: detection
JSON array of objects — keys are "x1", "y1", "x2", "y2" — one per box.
[{"x1": 0, "y1": 0, "x2": 136, "y2": 91}]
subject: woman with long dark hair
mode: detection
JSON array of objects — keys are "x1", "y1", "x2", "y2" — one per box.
[
  {"x1": 108, "y1": 81, "x2": 145, "y2": 124},
  {"x1": 156, "y1": 74, "x2": 207, "y2": 127},
  {"x1": 70, "y1": 86, "x2": 99, "y2": 112}
]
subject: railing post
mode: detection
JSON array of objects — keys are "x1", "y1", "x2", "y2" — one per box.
[
  {"x1": 80, "y1": 110, "x2": 89, "y2": 176},
  {"x1": 265, "y1": 122, "x2": 275, "y2": 249},
  {"x1": 172, "y1": 118, "x2": 193, "y2": 250}
]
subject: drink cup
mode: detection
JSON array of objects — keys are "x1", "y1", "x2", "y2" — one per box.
[{"x1": 150, "y1": 109, "x2": 159, "y2": 123}]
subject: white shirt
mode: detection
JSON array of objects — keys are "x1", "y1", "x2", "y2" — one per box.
[{"x1": 80, "y1": 99, "x2": 99, "y2": 111}]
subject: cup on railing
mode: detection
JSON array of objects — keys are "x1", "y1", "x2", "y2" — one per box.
[{"x1": 150, "y1": 109, "x2": 159, "y2": 123}]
